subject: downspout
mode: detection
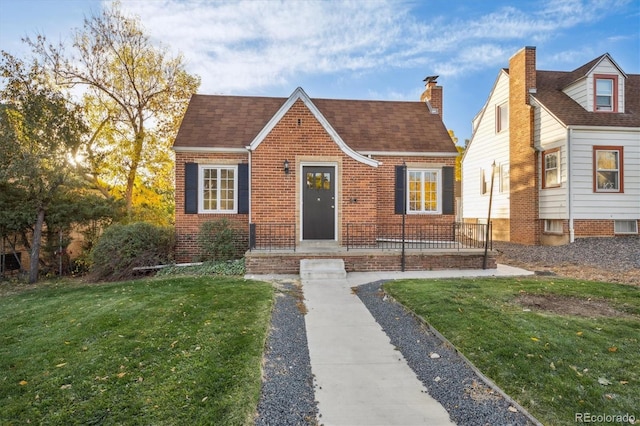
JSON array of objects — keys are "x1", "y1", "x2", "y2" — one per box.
[
  {"x1": 246, "y1": 147, "x2": 254, "y2": 250},
  {"x1": 567, "y1": 128, "x2": 575, "y2": 243},
  {"x1": 247, "y1": 148, "x2": 252, "y2": 224}
]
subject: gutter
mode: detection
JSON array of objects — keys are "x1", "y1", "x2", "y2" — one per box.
[{"x1": 567, "y1": 128, "x2": 575, "y2": 243}]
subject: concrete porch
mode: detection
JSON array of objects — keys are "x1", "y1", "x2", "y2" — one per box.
[{"x1": 245, "y1": 241, "x2": 497, "y2": 275}]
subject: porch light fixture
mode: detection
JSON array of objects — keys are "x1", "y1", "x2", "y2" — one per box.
[{"x1": 283, "y1": 159, "x2": 290, "y2": 174}]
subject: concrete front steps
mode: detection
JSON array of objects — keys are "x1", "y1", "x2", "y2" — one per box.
[{"x1": 300, "y1": 259, "x2": 347, "y2": 280}]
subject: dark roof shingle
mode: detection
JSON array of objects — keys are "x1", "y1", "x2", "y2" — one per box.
[
  {"x1": 533, "y1": 70, "x2": 640, "y2": 128},
  {"x1": 174, "y1": 93, "x2": 456, "y2": 153}
]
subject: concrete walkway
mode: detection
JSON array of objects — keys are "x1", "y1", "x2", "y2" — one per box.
[{"x1": 301, "y1": 264, "x2": 533, "y2": 426}]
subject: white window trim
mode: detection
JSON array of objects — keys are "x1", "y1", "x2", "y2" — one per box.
[
  {"x1": 496, "y1": 102, "x2": 508, "y2": 133},
  {"x1": 407, "y1": 168, "x2": 442, "y2": 215},
  {"x1": 499, "y1": 163, "x2": 509, "y2": 193},
  {"x1": 544, "y1": 219, "x2": 563, "y2": 234},
  {"x1": 595, "y1": 77, "x2": 614, "y2": 111},
  {"x1": 614, "y1": 220, "x2": 638, "y2": 235},
  {"x1": 198, "y1": 164, "x2": 238, "y2": 214}
]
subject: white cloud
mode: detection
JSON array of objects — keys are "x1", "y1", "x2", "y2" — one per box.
[{"x1": 106, "y1": 0, "x2": 635, "y2": 94}]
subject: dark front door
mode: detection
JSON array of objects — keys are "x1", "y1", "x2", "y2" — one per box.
[{"x1": 303, "y1": 166, "x2": 335, "y2": 240}]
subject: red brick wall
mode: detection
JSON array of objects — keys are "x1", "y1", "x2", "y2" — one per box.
[
  {"x1": 375, "y1": 156, "x2": 457, "y2": 226},
  {"x1": 245, "y1": 251, "x2": 496, "y2": 274},
  {"x1": 175, "y1": 99, "x2": 457, "y2": 261},
  {"x1": 250, "y1": 99, "x2": 379, "y2": 243},
  {"x1": 509, "y1": 46, "x2": 540, "y2": 245},
  {"x1": 174, "y1": 151, "x2": 249, "y2": 262},
  {"x1": 573, "y1": 219, "x2": 634, "y2": 237}
]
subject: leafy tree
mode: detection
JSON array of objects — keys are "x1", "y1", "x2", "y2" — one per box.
[
  {"x1": 449, "y1": 129, "x2": 465, "y2": 182},
  {"x1": 0, "y1": 52, "x2": 87, "y2": 283},
  {"x1": 28, "y1": 2, "x2": 200, "y2": 221}
]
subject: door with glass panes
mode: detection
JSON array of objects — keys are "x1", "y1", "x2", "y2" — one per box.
[{"x1": 302, "y1": 166, "x2": 335, "y2": 240}]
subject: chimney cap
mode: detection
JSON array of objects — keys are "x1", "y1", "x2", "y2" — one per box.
[{"x1": 423, "y1": 75, "x2": 439, "y2": 83}]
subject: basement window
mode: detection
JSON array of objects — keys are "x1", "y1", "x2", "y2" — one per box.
[
  {"x1": 544, "y1": 220, "x2": 563, "y2": 234},
  {"x1": 614, "y1": 220, "x2": 637, "y2": 234}
]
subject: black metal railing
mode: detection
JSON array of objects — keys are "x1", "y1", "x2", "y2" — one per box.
[
  {"x1": 249, "y1": 223, "x2": 296, "y2": 251},
  {"x1": 248, "y1": 222, "x2": 491, "y2": 252},
  {"x1": 345, "y1": 222, "x2": 491, "y2": 251}
]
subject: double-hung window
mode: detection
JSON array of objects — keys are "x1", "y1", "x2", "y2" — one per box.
[
  {"x1": 496, "y1": 102, "x2": 508, "y2": 133},
  {"x1": 408, "y1": 169, "x2": 441, "y2": 214},
  {"x1": 200, "y1": 165, "x2": 237, "y2": 213},
  {"x1": 593, "y1": 146, "x2": 623, "y2": 193},
  {"x1": 594, "y1": 75, "x2": 617, "y2": 112},
  {"x1": 542, "y1": 149, "x2": 560, "y2": 188}
]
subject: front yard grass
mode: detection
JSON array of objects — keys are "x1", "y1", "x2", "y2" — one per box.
[
  {"x1": 384, "y1": 277, "x2": 639, "y2": 426},
  {"x1": 0, "y1": 276, "x2": 273, "y2": 425}
]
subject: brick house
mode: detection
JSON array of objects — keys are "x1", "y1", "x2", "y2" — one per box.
[
  {"x1": 172, "y1": 83, "x2": 480, "y2": 271},
  {"x1": 462, "y1": 46, "x2": 640, "y2": 245}
]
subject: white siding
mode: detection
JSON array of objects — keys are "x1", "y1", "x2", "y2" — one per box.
[
  {"x1": 462, "y1": 72, "x2": 510, "y2": 220},
  {"x1": 569, "y1": 128, "x2": 640, "y2": 219},
  {"x1": 563, "y1": 79, "x2": 588, "y2": 110},
  {"x1": 534, "y1": 101, "x2": 569, "y2": 218},
  {"x1": 563, "y1": 57, "x2": 626, "y2": 113},
  {"x1": 590, "y1": 58, "x2": 626, "y2": 113}
]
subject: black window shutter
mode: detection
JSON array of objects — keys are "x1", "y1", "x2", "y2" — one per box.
[
  {"x1": 442, "y1": 166, "x2": 455, "y2": 215},
  {"x1": 237, "y1": 163, "x2": 249, "y2": 214},
  {"x1": 184, "y1": 162, "x2": 198, "y2": 214},
  {"x1": 394, "y1": 165, "x2": 406, "y2": 214}
]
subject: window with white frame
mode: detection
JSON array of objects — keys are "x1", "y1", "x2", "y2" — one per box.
[
  {"x1": 614, "y1": 220, "x2": 637, "y2": 234},
  {"x1": 543, "y1": 149, "x2": 560, "y2": 188},
  {"x1": 200, "y1": 165, "x2": 237, "y2": 213},
  {"x1": 496, "y1": 102, "x2": 508, "y2": 132},
  {"x1": 593, "y1": 146, "x2": 623, "y2": 192},
  {"x1": 408, "y1": 169, "x2": 441, "y2": 213},
  {"x1": 499, "y1": 163, "x2": 509, "y2": 193},
  {"x1": 544, "y1": 219, "x2": 563, "y2": 234},
  {"x1": 595, "y1": 76, "x2": 616, "y2": 112},
  {"x1": 480, "y1": 168, "x2": 487, "y2": 194}
]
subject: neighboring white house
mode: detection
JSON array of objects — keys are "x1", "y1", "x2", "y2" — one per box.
[{"x1": 462, "y1": 46, "x2": 640, "y2": 245}]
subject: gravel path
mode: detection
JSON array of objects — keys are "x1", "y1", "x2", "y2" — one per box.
[
  {"x1": 356, "y1": 281, "x2": 537, "y2": 426},
  {"x1": 254, "y1": 237, "x2": 638, "y2": 424},
  {"x1": 255, "y1": 280, "x2": 318, "y2": 425},
  {"x1": 254, "y1": 278, "x2": 538, "y2": 425}
]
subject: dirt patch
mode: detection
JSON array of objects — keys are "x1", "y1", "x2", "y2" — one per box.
[
  {"x1": 464, "y1": 379, "x2": 501, "y2": 402},
  {"x1": 514, "y1": 293, "x2": 632, "y2": 318}
]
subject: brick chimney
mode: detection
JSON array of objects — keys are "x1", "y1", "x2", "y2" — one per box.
[
  {"x1": 509, "y1": 46, "x2": 540, "y2": 245},
  {"x1": 420, "y1": 75, "x2": 442, "y2": 118}
]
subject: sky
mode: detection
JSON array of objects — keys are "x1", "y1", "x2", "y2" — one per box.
[{"x1": 1, "y1": 0, "x2": 639, "y2": 144}]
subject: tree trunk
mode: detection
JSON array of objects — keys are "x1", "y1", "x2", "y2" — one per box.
[
  {"x1": 124, "y1": 126, "x2": 145, "y2": 218},
  {"x1": 29, "y1": 207, "x2": 46, "y2": 284}
]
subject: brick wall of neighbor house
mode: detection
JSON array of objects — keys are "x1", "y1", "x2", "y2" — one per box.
[
  {"x1": 174, "y1": 151, "x2": 249, "y2": 262},
  {"x1": 509, "y1": 46, "x2": 540, "y2": 245},
  {"x1": 573, "y1": 220, "x2": 616, "y2": 237},
  {"x1": 251, "y1": 99, "x2": 379, "y2": 242}
]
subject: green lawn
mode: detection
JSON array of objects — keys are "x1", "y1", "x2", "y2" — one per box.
[
  {"x1": 385, "y1": 277, "x2": 640, "y2": 426},
  {"x1": 0, "y1": 276, "x2": 273, "y2": 425}
]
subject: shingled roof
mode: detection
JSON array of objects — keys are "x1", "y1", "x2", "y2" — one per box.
[
  {"x1": 173, "y1": 92, "x2": 456, "y2": 154},
  {"x1": 532, "y1": 66, "x2": 640, "y2": 128}
]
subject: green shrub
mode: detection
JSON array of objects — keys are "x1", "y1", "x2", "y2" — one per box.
[
  {"x1": 197, "y1": 219, "x2": 243, "y2": 261},
  {"x1": 90, "y1": 222, "x2": 174, "y2": 281}
]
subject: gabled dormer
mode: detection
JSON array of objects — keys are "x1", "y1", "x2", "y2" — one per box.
[{"x1": 562, "y1": 53, "x2": 627, "y2": 113}]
